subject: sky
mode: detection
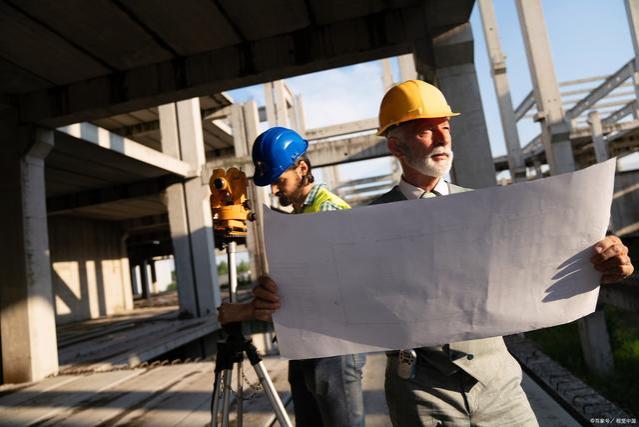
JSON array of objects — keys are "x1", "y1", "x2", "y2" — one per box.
[{"x1": 227, "y1": 0, "x2": 637, "y2": 181}]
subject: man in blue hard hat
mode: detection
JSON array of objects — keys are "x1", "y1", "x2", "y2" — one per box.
[{"x1": 217, "y1": 127, "x2": 366, "y2": 427}]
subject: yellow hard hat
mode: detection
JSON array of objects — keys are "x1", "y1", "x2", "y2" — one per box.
[{"x1": 377, "y1": 80, "x2": 460, "y2": 136}]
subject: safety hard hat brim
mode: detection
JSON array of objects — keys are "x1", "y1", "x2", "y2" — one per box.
[{"x1": 377, "y1": 112, "x2": 460, "y2": 136}]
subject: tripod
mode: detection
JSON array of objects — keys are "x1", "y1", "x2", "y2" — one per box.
[{"x1": 210, "y1": 239, "x2": 292, "y2": 427}]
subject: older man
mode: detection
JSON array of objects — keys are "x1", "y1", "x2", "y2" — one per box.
[{"x1": 370, "y1": 79, "x2": 634, "y2": 426}]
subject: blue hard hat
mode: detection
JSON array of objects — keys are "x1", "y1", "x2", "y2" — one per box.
[{"x1": 252, "y1": 127, "x2": 309, "y2": 186}]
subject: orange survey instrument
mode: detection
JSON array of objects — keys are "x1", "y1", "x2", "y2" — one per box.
[{"x1": 209, "y1": 167, "x2": 254, "y2": 244}]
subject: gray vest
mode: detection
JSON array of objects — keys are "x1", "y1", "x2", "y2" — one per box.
[{"x1": 370, "y1": 184, "x2": 521, "y2": 384}]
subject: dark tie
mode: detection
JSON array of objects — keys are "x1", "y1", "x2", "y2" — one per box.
[{"x1": 420, "y1": 189, "x2": 440, "y2": 198}]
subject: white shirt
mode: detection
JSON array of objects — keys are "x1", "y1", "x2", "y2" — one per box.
[{"x1": 397, "y1": 176, "x2": 450, "y2": 200}]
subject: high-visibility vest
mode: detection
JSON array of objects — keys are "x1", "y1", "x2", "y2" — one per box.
[{"x1": 302, "y1": 186, "x2": 350, "y2": 213}]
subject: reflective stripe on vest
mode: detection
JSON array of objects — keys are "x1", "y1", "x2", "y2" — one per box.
[{"x1": 302, "y1": 187, "x2": 350, "y2": 213}]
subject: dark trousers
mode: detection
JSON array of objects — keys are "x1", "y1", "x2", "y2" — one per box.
[{"x1": 288, "y1": 354, "x2": 366, "y2": 427}]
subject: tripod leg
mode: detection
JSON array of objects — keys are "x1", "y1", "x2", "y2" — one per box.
[
  {"x1": 211, "y1": 371, "x2": 223, "y2": 427},
  {"x1": 221, "y1": 368, "x2": 233, "y2": 427},
  {"x1": 254, "y1": 361, "x2": 292, "y2": 427},
  {"x1": 237, "y1": 360, "x2": 244, "y2": 427}
]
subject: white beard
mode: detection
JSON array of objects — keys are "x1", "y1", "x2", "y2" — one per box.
[{"x1": 405, "y1": 149, "x2": 454, "y2": 178}]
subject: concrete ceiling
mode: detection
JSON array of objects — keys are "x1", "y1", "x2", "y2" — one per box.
[{"x1": 0, "y1": 0, "x2": 474, "y2": 126}]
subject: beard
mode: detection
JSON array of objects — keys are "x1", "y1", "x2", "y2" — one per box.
[
  {"x1": 276, "y1": 193, "x2": 292, "y2": 206},
  {"x1": 404, "y1": 148, "x2": 454, "y2": 178}
]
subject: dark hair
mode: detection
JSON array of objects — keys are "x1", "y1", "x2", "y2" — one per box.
[{"x1": 292, "y1": 155, "x2": 315, "y2": 185}]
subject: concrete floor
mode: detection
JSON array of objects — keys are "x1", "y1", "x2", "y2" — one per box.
[
  {"x1": 0, "y1": 306, "x2": 582, "y2": 426},
  {"x1": 0, "y1": 352, "x2": 580, "y2": 426}
]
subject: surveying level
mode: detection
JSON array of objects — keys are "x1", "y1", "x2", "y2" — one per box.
[
  {"x1": 209, "y1": 167, "x2": 255, "y2": 246},
  {"x1": 209, "y1": 167, "x2": 292, "y2": 427}
]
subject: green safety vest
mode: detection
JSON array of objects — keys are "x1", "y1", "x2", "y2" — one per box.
[{"x1": 302, "y1": 186, "x2": 350, "y2": 213}]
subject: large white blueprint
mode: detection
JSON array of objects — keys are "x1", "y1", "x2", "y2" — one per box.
[{"x1": 264, "y1": 159, "x2": 616, "y2": 359}]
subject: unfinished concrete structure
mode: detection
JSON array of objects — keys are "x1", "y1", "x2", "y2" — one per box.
[
  {"x1": 0, "y1": 0, "x2": 496, "y2": 384},
  {"x1": 1, "y1": 0, "x2": 637, "y2": 391}
]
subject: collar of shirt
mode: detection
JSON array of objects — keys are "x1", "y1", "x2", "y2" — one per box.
[
  {"x1": 294, "y1": 183, "x2": 325, "y2": 214},
  {"x1": 398, "y1": 176, "x2": 450, "y2": 200}
]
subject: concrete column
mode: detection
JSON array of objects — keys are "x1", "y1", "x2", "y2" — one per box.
[
  {"x1": 0, "y1": 117, "x2": 58, "y2": 383},
  {"x1": 381, "y1": 58, "x2": 394, "y2": 90},
  {"x1": 625, "y1": 0, "x2": 639, "y2": 118},
  {"x1": 239, "y1": 101, "x2": 269, "y2": 278},
  {"x1": 429, "y1": 23, "x2": 497, "y2": 188},
  {"x1": 516, "y1": 0, "x2": 575, "y2": 175},
  {"x1": 159, "y1": 100, "x2": 221, "y2": 318},
  {"x1": 398, "y1": 54, "x2": 417, "y2": 81},
  {"x1": 578, "y1": 309, "x2": 615, "y2": 376},
  {"x1": 264, "y1": 81, "x2": 289, "y2": 127},
  {"x1": 588, "y1": 111, "x2": 609, "y2": 163},
  {"x1": 294, "y1": 94, "x2": 307, "y2": 134},
  {"x1": 130, "y1": 263, "x2": 140, "y2": 296},
  {"x1": 149, "y1": 260, "x2": 159, "y2": 294},
  {"x1": 479, "y1": 0, "x2": 526, "y2": 182},
  {"x1": 140, "y1": 259, "x2": 151, "y2": 301}
]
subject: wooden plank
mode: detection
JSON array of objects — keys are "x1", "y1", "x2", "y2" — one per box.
[
  {"x1": 41, "y1": 364, "x2": 204, "y2": 426},
  {"x1": 0, "y1": 370, "x2": 143, "y2": 426}
]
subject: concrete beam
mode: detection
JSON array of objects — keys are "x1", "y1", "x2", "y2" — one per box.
[
  {"x1": 599, "y1": 282, "x2": 639, "y2": 312},
  {"x1": 602, "y1": 100, "x2": 637, "y2": 127},
  {"x1": 566, "y1": 60, "x2": 634, "y2": 120},
  {"x1": 0, "y1": 120, "x2": 58, "y2": 383},
  {"x1": 431, "y1": 23, "x2": 497, "y2": 188},
  {"x1": 304, "y1": 118, "x2": 378, "y2": 140},
  {"x1": 578, "y1": 309, "x2": 615, "y2": 376},
  {"x1": 57, "y1": 123, "x2": 194, "y2": 178},
  {"x1": 398, "y1": 54, "x2": 418, "y2": 81},
  {"x1": 20, "y1": 7, "x2": 427, "y2": 127},
  {"x1": 516, "y1": 0, "x2": 575, "y2": 175},
  {"x1": 479, "y1": 0, "x2": 525, "y2": 181},
  {"x1": 588, "y1": 111, "x2": 609, "y2": 163},
  {"x1": 514, "y1": 91, "x2": 536, "y2": 121},
  {"x1": 206, "y1": 133, "x2": 390, "y2": 178},
  {"x1": 334, "y1": 174, "x2": 395, "y2": 190},
  {"x1": 381, "y1": 58, "x2": 394, "y2": 90},
  {"x1": 47, "y1": 176, "x2": 179, "y2": 214},
  {"x1": 625, "y1": 0, "x2": 639, "y2": 118}
]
